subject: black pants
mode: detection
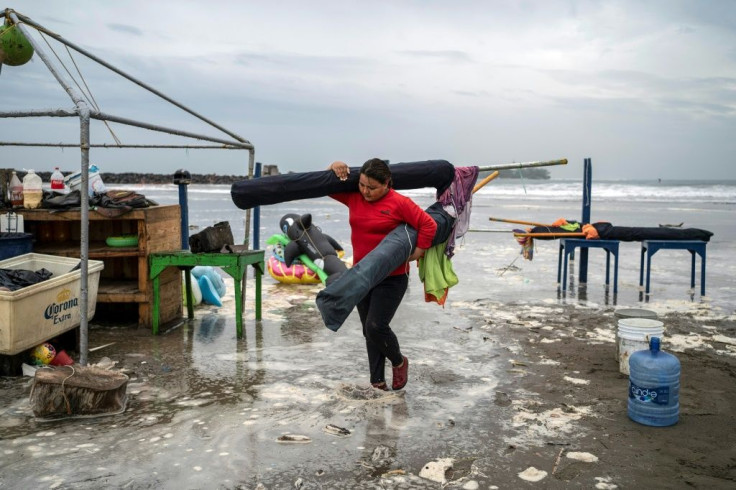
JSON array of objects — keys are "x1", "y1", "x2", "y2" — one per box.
[{"x1": 357, "y1": 274, "x2": 408, "y2": 384}]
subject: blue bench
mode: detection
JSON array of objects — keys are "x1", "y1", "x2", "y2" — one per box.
[
  {"x1": 639, "y1": 240, "x2": 707, "y2": 296},
  {"x1": 558, "y1": 239, "x2": 620, "y2": 293}
]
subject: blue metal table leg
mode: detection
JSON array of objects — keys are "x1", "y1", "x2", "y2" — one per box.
[
  {"x1": 645, "y1": 249, "x2": 653, "y2": 295},
  {"x1": 557, "y1": 241, "x2": 564, "y2": 285},
  {"x1": 604, "y1": 249, "x2": 611, "y2": 287},
  {"x1": 690, "y1": 250, "x2": 696, "y2": 289},
  {"x1": 613, "y1": 248, "x2": 619, "y2": 294},
  {"x1": 700, "y1": 248, "x2": 706, "y2": 296},
  {"x1": 563, "y1": 244, "x2": 571, "y2": 291},
  {"x1": 639, "y1": 244, "x2": 646, "y2": 290}
]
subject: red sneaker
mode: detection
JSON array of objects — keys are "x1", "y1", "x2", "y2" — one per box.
[
  {"x1": 371, "y1": 382, "x2": 388, "y2": 391},
  {"x1": 392, "y1": 356, "x2": 409, "y2": 390}
]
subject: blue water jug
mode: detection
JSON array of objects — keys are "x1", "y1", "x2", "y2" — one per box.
[{"x1": 628, "y1": 337, "x2": 680, "y2": 426}]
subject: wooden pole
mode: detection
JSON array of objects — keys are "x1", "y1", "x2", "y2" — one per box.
[
  {"x1": 476, "y1": 158, "x2": 567, "y2": 172},
  {"x1": 512, "y1": 232, "x2": 586, "y2": 238},
  {"x1": 472, "y1": 171, "x2": 499, "y2": 194},
  {"x1": 489, "y1": 216, "x2": 552, "y2": 227}
]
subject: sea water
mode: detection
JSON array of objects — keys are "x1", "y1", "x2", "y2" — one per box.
[{"x1": 127, "y1": 178, "x2": 736, "y2": 309}]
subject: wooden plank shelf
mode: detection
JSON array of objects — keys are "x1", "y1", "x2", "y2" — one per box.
[
  {"x1": 15, "y1": 205, "x2": 182, "y2": 327},
  {"x1": 32, "y1": 241, "x2": 143, "y2": 258}
]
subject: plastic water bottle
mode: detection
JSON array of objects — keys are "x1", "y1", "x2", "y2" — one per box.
[
  {"x1": 22, "y1": 169, "x2": 43, "y2": 209},
  {"x1": 50, "y1": 167, "x2": 65, "y2": 190},
  {"x1": 9, "y1": 171, "x2": 23, "y2": 207},
  {"x1": 628, "y1": 337, "x2": 680, "y2": 426}
]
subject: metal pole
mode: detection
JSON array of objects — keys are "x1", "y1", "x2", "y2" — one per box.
[
  {"x1": 579, "y1": 158, "x2": 592, "y2": 285},
  {"x1": 174, "y1": 170, "x2": 192, "y2": 250},
  {"x1": 78, "y1": 107, "x2": 90, "y2": 366},
  {"x1": 92, "y1": 112, "x2": 253, "y2": 148},
  {"x1": 10, "y1": 11, "x2": 93, "y2": 365},
  {"x1": 244, "y1": 150, "x2": 254, "y2": 248},
  {"x1": 253, "y1": 162, "x2": 262, "y2": 250},
  {"x1": 13, "y1": 11, "x2": 252, "y2": 147},
  {"x1": 0, "y1": 143, "x2": 252, "y2": 149}
]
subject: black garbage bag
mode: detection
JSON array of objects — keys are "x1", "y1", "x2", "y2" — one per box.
[
  {"x1": 43, "y1": 190, "x2": 81, "y2": 209},
  {"x1": 189, "y1": 221, "x2": 234, "y2": 253},
  {"x1": 0, "y1": 267, "x2": 53, "y2": 291}
]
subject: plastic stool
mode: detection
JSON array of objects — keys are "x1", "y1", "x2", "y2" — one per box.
[
  {"x1": 558, "y1": 239, "x2": 620, "y2": 293},
  {"x1": 639, "y1": 240, "x2": 706, "y2": 296}
]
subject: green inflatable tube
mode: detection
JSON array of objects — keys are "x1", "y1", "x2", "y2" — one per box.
[{"x1": 266, "y1": 233, "x2": 329, "y2": 283}]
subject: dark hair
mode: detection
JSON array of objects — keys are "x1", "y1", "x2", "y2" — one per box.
[{"x1": 360, "y1": 158, "x2": 392, "y2": 188}]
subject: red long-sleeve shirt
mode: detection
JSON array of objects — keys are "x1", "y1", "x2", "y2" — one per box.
[{"x1": 331, "y1": 189, "x2": 437, "y2": 276}]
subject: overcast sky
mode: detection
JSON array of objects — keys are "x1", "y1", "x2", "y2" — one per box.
[{"x1": 1, "y1": 1, "x2": 735, "y2": 180}]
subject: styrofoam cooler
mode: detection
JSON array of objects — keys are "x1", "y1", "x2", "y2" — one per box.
[{"x1": 0, "y1": 253, "x2": 104, "y2": 355}]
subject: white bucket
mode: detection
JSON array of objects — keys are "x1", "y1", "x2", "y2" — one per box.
[
  {"x1": 618, "y1": 318, "x2": 665, "y2": 375},
  {"x1": 613, "y1": 308, "x2": 658, "y2": 361}
]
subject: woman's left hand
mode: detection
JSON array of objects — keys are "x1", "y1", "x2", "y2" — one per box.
[
  {"x1": 408, "y1": 247, "x2": 426, "y2": 262},
  {"x1": 329, "y1": 161, "x2": 350, "y2": 181}
]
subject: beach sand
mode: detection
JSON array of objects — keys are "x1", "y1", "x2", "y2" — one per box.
[
  {"x1": 1, "y1": 182, "x2": 735, "y2": 488},
  {"x1": 0, "y1": 270, "x2": 734, "y2": 489}
]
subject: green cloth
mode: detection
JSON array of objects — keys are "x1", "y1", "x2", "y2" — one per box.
[{"x1": 418, "y1": 241, "x2": 458, "y2": 304}]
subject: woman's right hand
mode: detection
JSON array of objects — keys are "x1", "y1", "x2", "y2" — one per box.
[{"x1": 329, "y1": 161, "x2": 350, "y2": 181}]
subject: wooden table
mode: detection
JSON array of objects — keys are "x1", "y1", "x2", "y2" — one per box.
[{"x1": 149, "y1": 250, "x2": 264, "y2": 337}]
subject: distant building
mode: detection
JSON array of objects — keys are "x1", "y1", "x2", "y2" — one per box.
[{"x1": 262, "y1": 165, "x2": 280, "y2": 176}]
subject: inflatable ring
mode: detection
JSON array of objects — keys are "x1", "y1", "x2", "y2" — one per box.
[{"x1": 267, "y1": 256, "x2": 321, "y2": 285}]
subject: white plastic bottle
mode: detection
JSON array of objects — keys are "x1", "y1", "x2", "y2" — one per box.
[
  {"x1": 50, "y1": 167, "x2": 65, "y2": 190},
  {"x1": 9, "y1": 171, "x2": 23, "y2": 207},
  {"x1": 22, "y1": 169, "x2": 43, "y2": 209}
]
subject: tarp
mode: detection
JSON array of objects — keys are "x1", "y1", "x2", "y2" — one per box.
[
  {"x1": 316, "y1": 204, "x2": 454, "y2": 331},
  {"x1": 231, "y1": 160, "x2": 455, "y2": 209},
  {"x1": 528, "y1": 222, "x2": 713, "y2": 242}
]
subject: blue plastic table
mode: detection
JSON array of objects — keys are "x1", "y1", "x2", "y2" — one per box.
[
  {"x1": 639, "y1": 240, "x2": 707, "y2": 296},
  {"x1": 558, "y1": 239, "x2": 620, "y2": 293}
]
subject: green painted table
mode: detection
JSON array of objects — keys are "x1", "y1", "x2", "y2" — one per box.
[{"x1": 149, "y1": 250, "x2": 264, "y2": 337}]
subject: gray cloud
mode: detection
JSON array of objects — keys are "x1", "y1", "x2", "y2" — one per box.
[
  {"x1": 2, "y1": 0, "x2": 735, "y2": 179},
  {"x1": 396, "y1": 50, "x2": 472, "y2": 63},
  {"x1": 107, "y1": 23, "x2": 144, "y2": 36}
]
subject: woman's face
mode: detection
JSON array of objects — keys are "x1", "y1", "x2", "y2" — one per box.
[{"x1": 358, "y1": 174, "x2": 389, "y2": 202}]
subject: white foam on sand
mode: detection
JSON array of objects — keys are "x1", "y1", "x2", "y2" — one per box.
[
  {"x1": 666, "y1": 333, "x2": 713, "y2": 352},
  {"x1": 595, "y1": 476, "x2": 618, "y2": 489},
  {"x1": 566, "y1": 451, "x2": 598, "y2": 462},
  {"x1": 419, "y1": 458, "x2": 454, "y2": 484},
  {"x1": 588, "y1": 327, "x2": 615, "y2": 343},
  {"x1": 518, "y1": 466, "x2": 547, "y2": 482},
  {"x1": 537, "y1": 358, "x2": 561, "y2": 366},
  {"x1": 564, "y1": 376, "x2": 590, "y2": 385},
  {"x1": 508, "y1": 401, "x2": 593, "y2": 446},
  {"x1": 712, "y1": 334, "x2": 736, "y2": 346}
]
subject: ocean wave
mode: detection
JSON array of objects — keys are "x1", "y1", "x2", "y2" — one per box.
[{"x1": 131, "y1": 181, "x2": 736, "y2": 205}]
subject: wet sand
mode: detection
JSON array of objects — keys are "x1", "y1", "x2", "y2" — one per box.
[
  {"x1": 1, "y1": 266, "x2": 735, "y2": 489},
  {"x1": 1, "y1": 183, "x2": 735, "y2": 488}
]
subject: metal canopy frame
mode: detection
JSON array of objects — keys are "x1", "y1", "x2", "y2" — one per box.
[{"x1": 0, "y1": 9, "x2": 255, "y2": 365}]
